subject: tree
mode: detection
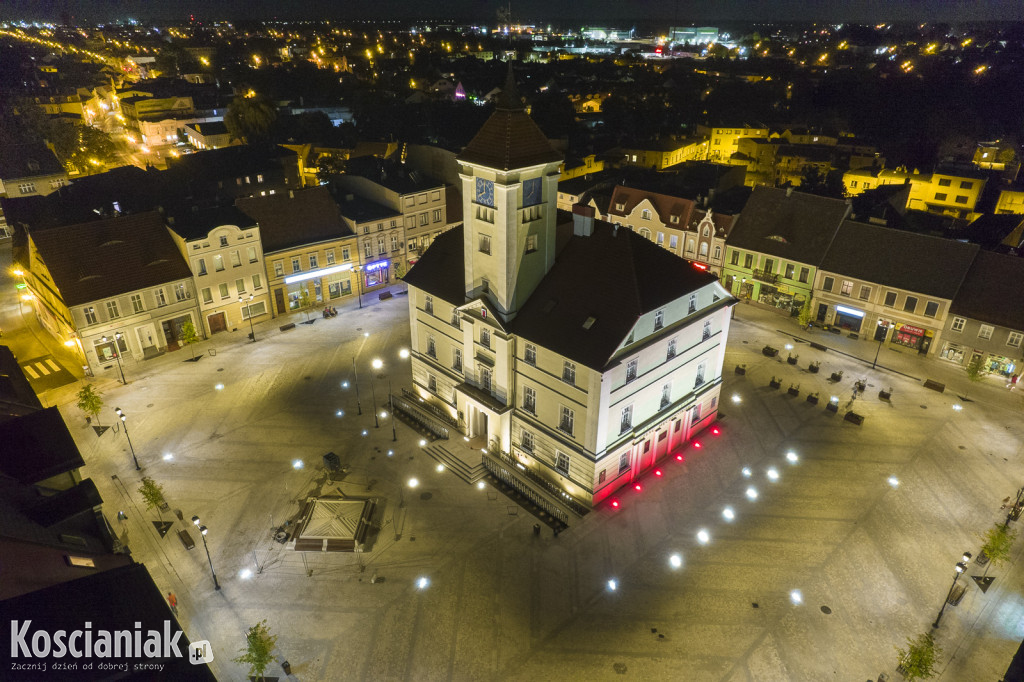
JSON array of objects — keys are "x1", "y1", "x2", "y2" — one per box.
[
  {"x1": 224, "y1": 92, "x2": 277, "y2": 144},
  {"x1": 76, "y1": 384, "x2": 103, "y2": 425},
  {"x1": 47, "y1": 121, "x2": 117, "y2": 174},
  {"x1": 234, "y1": 620, "x2": 277, "y2": 680},
  {"x1": 797, "y1": 299, "x2": 813, "y2": 328},
  {"x1": 180, "y1": 319, "x2": 200, "y2": 360},
  {"x1": 298, "y1": 288, "x2": 313, "y2": 322},
  {"x1": 393, "y1": 260, "x2": 407, "y2": 293},
  {"x1": 963, "y1": 354, "x2": 987, "y2": 399},
  {"x1": 979, "y1": 522, "x2": 1017, "y2": 573},
  {"x1": 137, "y1": 477, "x2": 167, "y2": 519},
  {"x1": 895, "y1": 631, "x2": 941, "y2": 681}
]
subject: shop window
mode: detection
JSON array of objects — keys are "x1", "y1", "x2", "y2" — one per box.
[
  {"x1": 978, "y1": 325, "x2": 993, "y2": 340},
  {"x1": 951, "y1": 317, "x2": 965, "y2": 332}
]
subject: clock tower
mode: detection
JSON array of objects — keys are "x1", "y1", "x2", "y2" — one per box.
[{"x1": 457, "y1": 67, "x2": 563, "y2": 323}]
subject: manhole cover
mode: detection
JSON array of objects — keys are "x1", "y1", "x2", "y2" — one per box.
[
  {"x1": 820, "y1": 605, "x2": 832, "y2": 614},
  {"x1": 920, "y1": 404, "x2": 928, "y2": 409},
  {"x1": 420, "y1": 492, "x2": 432, "y2": 500},
  {"x1": 146, "y1": 403, "x2": 154, "y2": 408},
  {"x1": 217, "y1": 367, "x2": 224, "y2": 372},
  {"x1": 742, "y1": 340, "x2": 749, "y2": 344},
  {"x1": 958, "y1": 446, "x2": 966, "y2": 450}
]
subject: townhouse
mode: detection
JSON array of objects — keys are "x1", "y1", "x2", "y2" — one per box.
[
  {"x1": 0, "y1": 143, "x2": 69, "y2": 238},
  {"x1": 812, "y1": 220, "x2": 978, "y2": 356},
  {"x1": 721, "y1": 187, "x2": 850, "y2": 315}
]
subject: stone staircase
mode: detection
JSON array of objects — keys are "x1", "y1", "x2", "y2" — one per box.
[{"x1": 423, "y1": 443, "x2": 485, "y2": 484}]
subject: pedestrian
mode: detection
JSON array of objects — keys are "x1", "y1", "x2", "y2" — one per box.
[
  {"x1": 167, "y1": 592, "x2": 178, "y2": 616},
  {"x1": 1007, "y1": 374, "x2": 1018, "y2": 390}
]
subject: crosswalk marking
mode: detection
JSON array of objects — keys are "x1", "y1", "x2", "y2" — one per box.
[
  {"x1": 23, "y1": 364, "x2": 40, "y2": 379},
  {"x1": 44, "y1": 359, "x2": 60, "y2": 372}
]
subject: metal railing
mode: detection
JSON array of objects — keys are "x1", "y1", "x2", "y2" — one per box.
[{"x1": 484, "y1": 449, "x2": 589, "y2": 517}]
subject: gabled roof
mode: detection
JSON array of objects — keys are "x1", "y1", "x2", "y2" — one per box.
[
  {"x1": 0, "y1": 407, "x2": 84, "y2": 484},
  {"x1": 0, "y1": 143, "x2": 64, "y2": 180},
  {"x1": 950, "y1": 250, "x2": 1024, "y2": 330},
  {"x1": 401, "y1": 227, "x2": 468, "y2": 306},
  {"x1": 29, "y1": 211, "x2": 193, "y2": 306},
  {"x1": 237, "y1": 186, "x2": 354, "y2": 254},
  {"x1": 726, "y1": 187, "x2": 850, "y2": 266},
  {"x1": 606, "y1": 185, "x2": 693, "y2": 226},
  {"x1": 820, "y1": 220, "x2": 979, "y2": 300},
  {"x1": 512, "y1": 221, "x2": 718, "y2": 370},
  {"x1": 457, "y1": 69, "x2": 563, "y2": 171},
  {"x1": 164, "y1": 203, "x2": 255, "y2": 241}
]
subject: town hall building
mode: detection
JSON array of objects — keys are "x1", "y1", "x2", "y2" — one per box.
[{"x1": 403, "y1": 71, "x2": 736, "y2": 514}]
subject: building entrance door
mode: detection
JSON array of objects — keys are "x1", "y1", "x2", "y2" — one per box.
[
  {"x1": 473, "y1": 410, "x2": 488, "y2": 442},
  {"x1": 208, "y1": 312, "x2": 227, "y2": 334},
  {"x1": 274, "y1": 288, "x2": 286, "y2": 314},
  {"x1": 817, "y1": 303, "x2": 828, "y2": 323}
]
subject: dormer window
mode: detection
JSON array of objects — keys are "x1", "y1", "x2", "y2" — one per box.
[
  {"x1": 654, "y1": 310, "x2": 664, "y2": 331},
  {"x1": 641, "y1": 209, "x2": 652, "y2": 220}
]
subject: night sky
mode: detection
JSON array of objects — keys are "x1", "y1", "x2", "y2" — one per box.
[{"x1": 4, "y1": 0, "x2": 1024, "y2": 24}]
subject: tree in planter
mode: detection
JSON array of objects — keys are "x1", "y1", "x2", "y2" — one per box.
[
  {"x1": 962, "y1": 354, "x2": 988, "y2": 399},
  {"x1": 233, "y1": 619, "x2": 278, "y2": 680},
  {"x1": 137, "y1": 477, "x2": 168, "y2": 519},
  {"x1": 978, "y1": 522, "x2": 1017, "y2": 574},
  {"x1": 180, "y1": 319, "x2": 200, "y2": 361},
  {"x1": 895, "y1": 631, "x2": 941, "y2": 681},
  {"x1": 299, "y1": 288, "x2": 313, "y2": 322},
  {"x1": 76, "y1": 384, "x2": 103, "y2": 426}
]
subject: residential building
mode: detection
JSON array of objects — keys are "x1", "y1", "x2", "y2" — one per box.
[
  {"x1": 335, "y1": 194, "x2": 405, "y2": 296},
  {"x1": 0, "y1": 143, "x2": 68, "y2": 238},
  {"x1": 994, "y1": 185, "x2": 1024, "y2": 215},
  {"x1": 183, "y1": 120, "x2": 234, "y2": 150},
  {"x1": 612, "y1": 137, "x2": 708, "y2": 171},
  {"x1": 164, "y1": 204, "x2": 270, "y2": 336},
  {"x1": 403, "y1": 73, "x2": 735, "y2": 514},
  {"x1": 843, "y1": 166, "x2": 987, "y2": 219},
  {"x1": 813, "y1": 220, "x2": 978, "y2": 356},
  {"x1": 697, "y1": 124, "x2": 769, "y2": 163},
  {"x1": 559, "y1": 153, "x2": 604, "y2": 180},
  {"x1": 940, "y1": 251, "x2": 1024, "y2": 374},
  {"x1": 722, "y1": 187, "x2": 850, "y2": 315},
  {"x1": 163, "y1": 144, "x2": 301, "y2": 201},
  {"x1": 335, "y1": 158, "x2": 448, "y2": 267},
  {"x1": 18, "y1": 212, "x2": 201, "y2": 374},
  {"x1": 238, "y1": 187, "x2": 358, "y2": 315}
]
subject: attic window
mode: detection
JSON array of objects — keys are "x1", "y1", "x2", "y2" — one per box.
[
  {"x1": 582, "y1": 316, "x2": 597, "y2": 329},
  {"x1": 543, "y1": 299, "x2": 557, "y2": 313},
  {"x1": 765, "y1": 235, "x2": 788, "y2": 243}
]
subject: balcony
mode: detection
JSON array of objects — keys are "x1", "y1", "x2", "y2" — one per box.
[{"x1": 752, "y1": 269, "x2": 779, "y2": 284}]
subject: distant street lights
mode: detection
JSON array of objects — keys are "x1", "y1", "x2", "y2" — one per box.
[
  {"x1": 191, "y1": 515, "x2": 221, "y2": 590},
  {"x1": 102, "y1": 332, "x2": 126, "y2": 384},
  {"x1": 114, "y1": 407, "x2": 140, "y2": 470},
  {"x1": 932, "y1": 551, "x2": 971, "y2": 629},
  {"x1": 239, "y1": 295, "x2": 255, "y2": 341}
]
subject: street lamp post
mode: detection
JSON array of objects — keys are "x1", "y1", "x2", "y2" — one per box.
[
  {"x1": 871, "y1": 321, "x2": 888, "y2": 370},
  {"x1": 191, "y1": 515, "x2": 221, "y2": 590},
  {"x1": 353, "y1": 265, "x2": 364, "y2": 309},
  {"x1": 103, "y1": 333, "x2": 127, "y2": 384},
  {"x1": 388, "y1": 377, "x2": 397, "y2": 442},
  {"x1": 932, "y1": 551, "x2": 971, "y2": 629},
  {"x1": 239, "y1": 295, "x2": 255, "y2": 341},
  {"x1": 370, "y1": 358, "x2": 382, "y2": 428},
  {"x1": 352, "y1": 357, "x2": 362, "y2": 415},
  {"x1": 114, "y1": 407, "x2": 140, "y2": 470}
]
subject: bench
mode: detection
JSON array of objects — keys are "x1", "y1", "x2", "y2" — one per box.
[
  {"x1": 810, "y1": 342, "x2": 828, "y2": 351},
  {"x1": 769, "y1": 377, "x2": 781, "y2": 389},
  {"x1": 279, "y1": 323, "x2": 296, "y2": 332},
  {"x1": 844, "y1": 412, "x2": 865, "y2": 425},
  {"x1": 734, "y1": 364, "x2": 746, "y2": 375},
  {"x1": 178, "y1": 529, "x2": 195, "y2": 550},
  {"x1": 378, "y1": 291, "x2": 393, "y2": 301},
  {"x1": 923, "y1": 379, "x2": 945, "y2": 393}
]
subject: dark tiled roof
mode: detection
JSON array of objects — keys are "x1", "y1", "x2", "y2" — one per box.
[
  {"x1": 334, "y1": 194, "x2": 402, "y2": 225},
  {"x1": 820, "y1": 220, "x2": 979, "y2": 300},
  {"x1": 164, "y1": 143, "x2": 297, "y2": 182},
  {"x1": 0, "y1": 563, "x2": 216, "y2": 680},
  {"x1": 0, "y1": 143, "x2": 64, "y2": 179},
  {"x1": 0, "y1": 407, "x2": 84, "y2": 484},
  {"x1": 405, "y1": 221, "x2": 718, "y2": 370},
  {"x1": 457, "y1": 72, "x2": 562, "y2": 171},
  {"x1": 402, "y1": 227, "x2": 468, "y2": 306},
  {"x1": 950, "y1": 250, "x2": 1024, "y2": 330},
  {"x1": 237, "y1": 186, "x2": 354, "y2": 254},
  {"x1": 963, "y1": 214, "x2": 1024, "y2": 250},
  {"x1": 726, "y1": 187, "x2": 850, "y2": 266},
  {"x1": 165, "y1": 203, "x2": 255, "y2": 241},
  {"x1": 0, "y1": 346, "x2": 43, "y2": 422},
  {"x1": 344, "y1": 157, "x2": 444, "y2": 194},
  {"x1": 511, "y1": 221, "x2": 718, "y2": 370},
  {"x1": 185, "y1": 120, "x2": 229, "y2": 136},
  {"x1": 30, "y1": 212, "x2": 193, "y2": 307},
  {"x1": 24, "y1": 478, "x2": 102, "y2": 527}
]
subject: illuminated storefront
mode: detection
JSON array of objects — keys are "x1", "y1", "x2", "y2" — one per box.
[
  {"x1": 890, "y1": 323, "x2": 933, "y2": 354},
  {"x1": 283, "y1": 263, "x2": 354, "y2": 310},
  {"x1": 361, "y1": 259, "x2": 390, "y2": 291},
  {"x1": 832, "y1": 304, "x2": 865, "y2": 333}
]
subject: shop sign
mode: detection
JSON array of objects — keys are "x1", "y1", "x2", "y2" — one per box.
[
  {"x1": 899, "y1": 324, "x2": 925, "y2": 336},
  {"x1": 364, "y1": 260, "x2": 389, "y2": 272},
  {"x1": 835, "y1": 305, "x2": 865, "y2": 318}
]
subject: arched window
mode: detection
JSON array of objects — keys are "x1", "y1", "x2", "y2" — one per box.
[
  {"x1": 639, "y1": 228, "x2": 652, "y2": 239},
  {"x1": 699, "y1": 241, "x2": 709, "y2": 257}
]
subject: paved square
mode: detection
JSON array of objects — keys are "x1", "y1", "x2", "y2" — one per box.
[{"x1": 52, "y1": 299, "x2": 1024, "y2": 681}]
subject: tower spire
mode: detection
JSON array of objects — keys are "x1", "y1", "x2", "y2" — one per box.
[{"x1": 495, "y1": 61, "x2": 523, "y2": 112}]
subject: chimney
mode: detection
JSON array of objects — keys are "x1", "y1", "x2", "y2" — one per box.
[{"x1": 572, "y1": 203, "x2": 595, "y2": 237}]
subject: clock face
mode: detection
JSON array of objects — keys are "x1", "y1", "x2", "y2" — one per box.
[
  {"x1": 522, "y1": 177, "x2": 542, "y2": 207},
  {"x1": 475, "y1": 177, "x2": 495, "y2": 207}
]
